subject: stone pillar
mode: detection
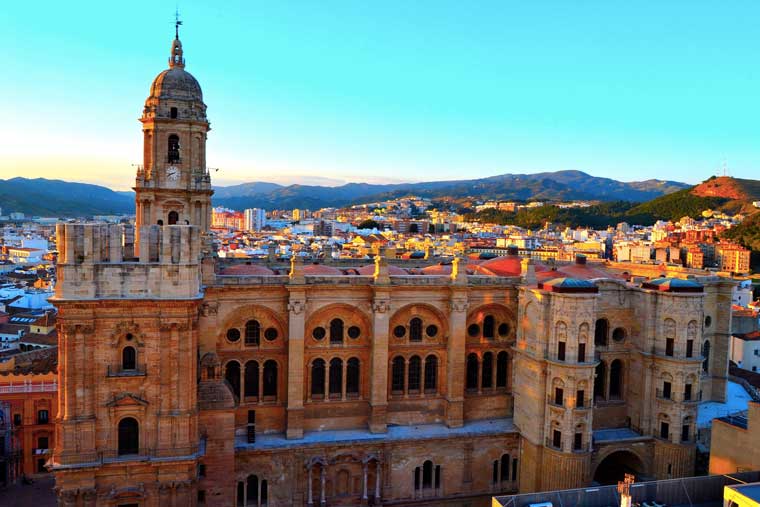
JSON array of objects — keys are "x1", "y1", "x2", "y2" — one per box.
[
  {"x1": 370, "y1": 289, "x2": 391, "y2": 433},
  {"x1": 320, "y1": 466, "x2": 326, "y2": 504},
  {"x1": 362, "y1": 462, "x2": 368, "y2": 499},
  {"x1": 446, "y1": 291, "x2": 468, "y2": 428},
  {"x1": 287, "y1": 290, "x2": 306, "y2": 439},
  {"x1": 307, "y1": 466, "x2": 313, "y2": 505}
]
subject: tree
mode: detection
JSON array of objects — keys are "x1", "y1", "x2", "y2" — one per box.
[{"x1": 358, "y1": 219, "x2": 380, "y2": 230}]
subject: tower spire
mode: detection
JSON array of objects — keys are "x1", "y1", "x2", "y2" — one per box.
[{"x1": 169, "y1": 10, "x2": 185, "y2": 69}]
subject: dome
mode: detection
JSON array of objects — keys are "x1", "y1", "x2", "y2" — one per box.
[
  {"x1": 538, "y1": 277, "x2": 599, "y2": 293},
  {"x1": 149, "y1": 67, "x2": 203, "y2": 102},
  {"x1": 147, "y1": 37, "x2": 203, "y2": 102},
  {"x1": 641, "y1": 277, "x2": 703, "y2": 293}
]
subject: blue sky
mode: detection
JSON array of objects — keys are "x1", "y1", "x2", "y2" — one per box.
[{"x1": 2, "y1": 1, "x2": 760, "y2": 189}]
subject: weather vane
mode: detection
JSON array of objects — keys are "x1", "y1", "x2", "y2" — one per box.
[{"x1": 174, "y1": 7, "x2": 183, "y2": 39}]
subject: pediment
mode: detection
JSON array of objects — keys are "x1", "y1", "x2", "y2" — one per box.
[{"x1": 106, "y1": 392, "x2": 148, "y2": 408}]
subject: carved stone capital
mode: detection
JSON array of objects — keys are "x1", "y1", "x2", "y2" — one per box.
[
  {"x1": 449, "y1": 300, "x2": 469, "y2": 313},
  {"x1": 372, "y1": 300, "x2": 390, "y2": 314},
  {"x1": 200, "y1": 302, "x2": 219, "y2": 316},
  {"x1": 288, "y1": 300, "x2": 306, "y2": 315}
]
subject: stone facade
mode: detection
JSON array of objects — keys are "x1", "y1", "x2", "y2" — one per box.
[{"x1": 48, "y1": 34, "x2": 736, "y2": 506}]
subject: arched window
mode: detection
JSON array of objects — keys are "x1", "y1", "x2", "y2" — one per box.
[
  {"x1": 482, "y1": 352, "x2": 494, "y2": 388},
  {"x1": 168, "y1": 211, "x2": 179, "y2": 225},
  {"x1": 330, "y1": 319, "x2": 344, "y2": 344},
  {"x1": 244, "y1": 361, "x2": 259, "y2": 398},
  {"x1": 122, "y1": 346, "x2": 136, "y2": 370},
  {"x1": 263, "y1": 360, "x2": 277, "y2": 397},
  {"x1": 500, "y1": 454, "x2": 510, "y2": 481},
  {"x1": 483, "y1": 315, "x2": 495, "y2": 339},
  {"x1": 410, "y1": 318, "x2": 423, "y2": 342},
  {"x1": 225, "y1": 361, "x2": 241, "y2": 399},
  {"x1": 245, "y1": 320, "x2": 261, "y2": 346},
  {"x1": 595, "y1": 318, "x2": 608, "y2": 347},
  {"x1": 261, "y1": 480, "x2": 268, "y2": 505},
  {"x1": 424, "y1": 355, "x2": 437, "y2": 392},
  {"x1": 118, "y1": 417, "x2": 139, "y2": 455},
  {"x1": 329, "y1": 358, "x2": 343, "y2": 396},
  {"x1": 496, "y1": 351, "x2": 508, "y2": 388},
  {"x1": 594, "y1": 361, "x2": 606, "y2": 400},
  {"x1": 702, "y1": 340, "x2": 711, "y2": 373},
  {"x1": 422, "y1": 460, "x2": 434, "y2": 489},
  {"x1": 408, "y1": 355, "x2": 421, "y2": 392},
  {"x1": 609, "y1": 359, "x2": 623, "y2": 399},
  {"x1": 167, "y1": 134, "x2": 181, "y2": 163},
  {"x1": 346, "y1": 358, "x2": 360, "y2": 396},
  {"x1": 246, "y1": 474, "x2": 259, "y2": 506},
  {"x1": 391, "y1": 357, "x2": 405, "y2": 393},
  {"x1": 466, "y1": 353, "x2": 479, "y2": 391},
  {"x1": 311, "y1": 359, "x2": 326, "y2": 396}
]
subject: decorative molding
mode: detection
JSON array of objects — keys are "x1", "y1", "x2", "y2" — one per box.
[
  {"x1": 288, "y1": 300, "x2": 306, "y2": 315},
  {"x1": 372, "y1": 300, "x2": 390, "y2": 314}
]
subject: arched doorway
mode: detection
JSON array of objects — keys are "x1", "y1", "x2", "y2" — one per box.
[{"x1": 593, "y1": 450, "x2": 645, "y2": 485}]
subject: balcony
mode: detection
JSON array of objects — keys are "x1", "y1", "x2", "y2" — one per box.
[
  {"x1": 106, "y1": 364, "x2": 147, "y2": 377},
  {"x1": 0, "y1": 382, "x2": 57, "y2": 394},
  {"x1": 51, "y1": 444, "x2": 202, "y2": 467},
  {"x1": 33, "y1": 448, "x2": 51, "y2": 455},
  {"x1": 655, "y1": 389, "x2": 674, "y2": 402}
]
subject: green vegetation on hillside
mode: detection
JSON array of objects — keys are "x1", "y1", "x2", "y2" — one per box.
[
  {"x1": 625, "y1": 188, "x2": 729, "y2": 223},
  {"x1": 464, "y1": 201, "x2": 637, "y2": 229}
]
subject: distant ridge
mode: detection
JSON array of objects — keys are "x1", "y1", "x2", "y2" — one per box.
[
  {"x1": 0, "y1": 171, "x2": 689, "y2": 218},
  {"x1": 211, "y1": 170, "x2": 688, "y2": 211},
  {"x1": 0, "y1": 177, "x2": 133, "y2": 217}
]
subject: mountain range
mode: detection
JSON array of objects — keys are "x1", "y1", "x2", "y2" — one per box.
[{"x1": 0, "y1": 171, "x2": 691, "y2": 217}]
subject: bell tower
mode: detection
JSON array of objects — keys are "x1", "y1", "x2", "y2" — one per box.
[{"x1": 135, "y1": 26, "x2": 213, "y2": 236}]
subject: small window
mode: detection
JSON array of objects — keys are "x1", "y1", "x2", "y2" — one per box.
[
  {"x1": 391, "y1": 357, "x2": 405, "y2": 392},
  {"x1": 552, "y1": 430, "x2": 561, "y2": 448},
  {"x1": 346, "y1": 358, "x2": 360, "y2": 395},
  {"x1": 665, "y1": 338, "x2": 674, "y2": 357},
  {"x1": 226, "y1": 328, "x2": 241, "y2": 342},
  {"x1": 498, "y1": 323, "x2": 510, "y2": 337},
  {"x1": 409, "y1": 318, "x2": 423, "y2": 342},
  {"x1": 330, "y1": 319, "x2": 344, "y2": 343},
  {"x1": 682, "y1": 424, "x2": 690, "y2": 442},
  {"x1": 170, "y1": 107, "x2": 178, "y2": 119},
  {"x1": 576, "y1": 389, "x2": 585, "y2": 408},
  {"x1": 311, "y1": 359, "x2": 326, "y2": 396},
  {"x1": 557, "y1": 341, "x2": 566, "y2": 361},
  {"x1": 660, "y1": 421, "x2": 669, "y2": 440},
  {"x1": 686, "y1": 339, "x2": 694, "y2": 358},
  {"x1": 38, "y1": 436, "x2": 49, "y2": 449},
  {"x1": 663, "y1": 381, "x2": 671, "y2": 399},
  {"x1": 245, "y1": 320, "x2": 260, "y2": 346},
  {"x1": 347, "y1": 326, "x2": 361, "y2": 339},
  {"x1": 312, "y1": 327, "x2": 326, "y2": 340},
  {"x1": 467, "y1": 324, "x2": 480, "y2": 337},
  {"x1": 573, "y1": 432, "x2": 583, "y2": 451},
  {"x1": 393, "y1": 325, "x2": 406, "y2": 338},
  {"x1": 705, "y1": 316, "x2": 712, "y2": 328},
  {"x1": 426, "y1": 324, "x2": 438, "y2": 337},
  {"x1": 37, "y1": 410, "x2": 49, "y2": 424},
  {"x1": 13, "y1": 413, "x2": 21, "y2": 426},
  {"x1": 424, "y1": 355, "x2": 437, "y2": 392},
  {"x1": 577, "y1": 343, "x2": 586, "y2": 363},
  {"x1": 264, "y1": 327, "x2": 278, "y2": 341},
  {"x1": 408, "y1": 356, "x2": 421, "y2": 391},
  {"x1": 554, "y1": 387, "x2": 563, "y2": 406},
  {"x1": 483, "y1": 315, "x2": 495, "y2": 339},
  {"x1": 482, "y1": 352, "x2": 493, "y2": 389},
  {"x1": 122, "y1": 346, "x2": 136, "y2": 370}
]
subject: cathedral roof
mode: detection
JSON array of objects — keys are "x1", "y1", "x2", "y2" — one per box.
[
  {"x1": 218, "y1": 263, "x2": 275, "y2": 276},
  {"x1": 641, "y1": 277, "x2": 703, "y2": 293},
  {"x1": 538, "y1": 277, "x2": 599, "y2": 293}
]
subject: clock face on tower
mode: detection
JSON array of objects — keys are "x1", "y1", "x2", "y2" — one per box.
[{"x1": 166, "y1": 166, "x2": 180, "y2": 182}]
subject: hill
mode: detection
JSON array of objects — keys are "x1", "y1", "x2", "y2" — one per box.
[
  {"x1": 0, "y1": 177, "x2": 134, "y2": 217},
  {"x1": 211, "y1": 170, "x2": 688, "y2": 210}
]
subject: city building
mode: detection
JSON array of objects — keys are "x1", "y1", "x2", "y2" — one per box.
[
  {"x1": 47, "y1": 32, "x2": 736, "y2": 507},
  {"x1": 709, "y1": 401, "x2": 760, "y2": 474},
  {"x1": 244, "y1": 208, "x2": 266, "y2": 232}
]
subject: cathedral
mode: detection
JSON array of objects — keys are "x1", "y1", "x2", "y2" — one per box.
[{"x1": 49, "y1": 33, "x2": 735, "y2": 506}]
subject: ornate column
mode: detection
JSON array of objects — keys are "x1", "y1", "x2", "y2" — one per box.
[
  {"x1": 362, "y1": 462, "x2": 368, "y2": 500},
  {"x1": 286, "y1": 290, "x2": 306, "y2": 439},
  {"x1": 370, "y1": 289, "x2": 391, "y2": 433},
  {"x1": 307, "y1": 465, "x2": 313, "y2": 505},
  {"x1": 320, "y1": 465, "x2": 326, "y2": 505},
  {"x1": 375, "y1": 460, "x2": 381, "y2": 499},
  {"x1": 446, "y1": 289, "x2": 468, "y2": 428}
]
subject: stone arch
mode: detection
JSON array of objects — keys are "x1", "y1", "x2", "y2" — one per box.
[
  {"x1": 390, "y1": 303, "x2": 448, "y2": 343},
  {"x1": 664, "y1": 318, "x2": 676, "y2": 338},
  {"x1": 307, "y1": 303, "x2": 372, "y2": 346},
  {"x1": 592, "y1": 449, "x2": 647, "y2": 485},
  {"x1": 466, "y1": 303, "x2": 516, "y2": 341},
  {"x1": 219, "y1": 304, "x2": 287, "y2": 349}
]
